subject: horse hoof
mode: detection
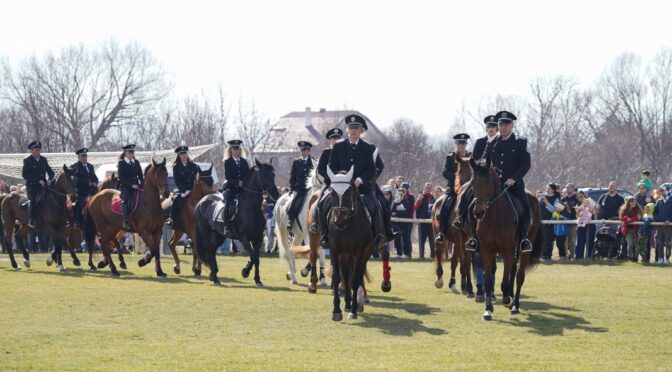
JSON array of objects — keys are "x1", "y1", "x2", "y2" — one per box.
[
  {"x1": 345, "y1": 305, "x2": 351, "y2": 312},
  {"x1": 348, "y1": 313, "x2": 357, "y2": 320},
  {"x1": 119, "y1": 261, "x2": 127, "y2": 270},
  {"x1": 332, "y1": 312, "x2": 343, "y2": 322},
  {"x1": 503, "y1": 296, "x2": 513, "y2": 308},
  {"x1": 461, "y1": 289, "x2": 468, "y2": 296},
  {"x1": 23, "y1": 259, "x2": 31, "y2": 268},
  {"x1": 450, "y1": 284, "x2": 460, "y2": 295},
  {"x1": 482, "y1": 313, "x2": 492, "y2": 321},
  {"x1": 97, "y1": 261, "x2": 108, "y2": 269},
  {"x1": 381, "y1": 281, "x2": 392, "y2": 293},
  {"x1": 137, "y1": 258, "x2": 147, "y2": 267},
  {"x1": 111, "y1": 269, "x2": 120, "y2": 277},
  {"x1": 46, "y1": 256, "x2": 53, "y2": 266},
  {"x1": 192, "y1": 268, "x2": 201, "y2": 277},
  {"x1": 319, "y1": 278, "x2": 327, "y2": 287},
  {"x1": 13, "y1": 266, "x2": 21, "y2": 271},
  {"x1": 511, "y1": 306, "x2": 520, "y2": 315},
  {"x1": 435, "y1": 278, "x2": 444, "y2": 289},
  {"x1": 241, "y1": 268, "x2": 250, "y2": 278},
  {"x1": 173, "y1": 265, "x2": 180, "y2": 275},
  {"x1": 308, "y1": 285, "x2": 317, "y2": 294},
  {"x1": 57, "y1": 264, "x2": 66, "y2": 272},
  {"x1": 291, "y1": 279, "x2": 298, "y2": 285},
  {"x1": 212, "y1": 280, "x2": 221, "y2": 286},
  {"x1": 285, "y1": 273, "x2": 290, "y2": 281},
  {"x1": 475, "y1": 295, "x2": 485, "y2": 303},
  {"x1": 255, "y1": 281, "x2": 264, "y2": 287},
  {"x1": 72, "y1": 258, "x2": 81, "y2": 267},
  {"x1": 364, "y1": 297, "x2": 370, "y2": 305},
  {"x1": 89, "y1": 264, "x2": 97, "y2": 271},
  {"x1": 467, "y1": 293, "x2": 476, "y2": 299},
  {"x1": 357, "y1": 305, "x2": 364, "y2": 313},
  {"x1": 492, "y1": 295, "x2": 498, "y2": 303},
  {"x1": 156, "y1": 271, "x2": 167, "y2": 277},
  {"x1": 300, "y1": 267, "x2": 310, "y2": 277}
]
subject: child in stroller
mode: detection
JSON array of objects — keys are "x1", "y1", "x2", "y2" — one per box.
[{"x1": 593, "y1": 218, "x2": 627, "y2": 259}]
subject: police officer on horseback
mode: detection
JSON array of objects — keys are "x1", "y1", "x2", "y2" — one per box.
[
  {"x1": 22, "y1": 140, "x2": 55, "y2": 228},
  {"x1": 71, "y1": 148, "x2": 98, "y2": 229},
  {"x1": 221, "y1": 140, "x2": 250, "y2": 236},
  {"x1": 320, "y1": 114, "x2": 387, "y2": 251},
  {"x1": 166, "y1": 145, "x2": 198, "y2": 229},
  {"x1": 452, "y1": 115, "x2": 499, "y2": 234},
  {"x1": 434, "y1": 134, "x2": 472, "y2": 245},
  {"x1": 483, "y1": 110, "x2": 532, "y2": 252},
  {"x1": 286, "y1": 141, "x2": 314, "y2": 231},
  {"x1": 117, "y1": 144, "x2": 144, "y2": 230},
  {"x1": 308, "y1": 128, "x2": 343, "y2": 235}
]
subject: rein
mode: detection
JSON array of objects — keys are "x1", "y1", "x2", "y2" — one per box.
[
  {"x1": 244, "y1": 168, "x2": 277, "y2": 201},
  {"x1": 330, "y1": 182, "x2": 357, "y2": 225},
  {"x1": 474, "y1": 182, "x2": 511, "y2": 219}
]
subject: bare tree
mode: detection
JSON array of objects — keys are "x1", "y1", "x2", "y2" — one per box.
[{"x1": 234, "y1": 98, "x2": 281, "y2": 159}]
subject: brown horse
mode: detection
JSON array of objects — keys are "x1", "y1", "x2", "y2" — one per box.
[
  {"x1": 432, "y1": 154, "x2": 475, "y2": 296},
  {"x1": 469, "y1": 158, "x2": 543, "y2": 320},
  {"x1": 98, "y1": 173, "x2": 120, "y2": 191},
  {"x1": 84, "y1": 158, "x2": 170, "y2": 276},
  {"x1": 162, "y1": 166, "x2": 214, "y2": 275},
  {"x1": 1, "y1": 165, "x2": 77, "y2": 270}
]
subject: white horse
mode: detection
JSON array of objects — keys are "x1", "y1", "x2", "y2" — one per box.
[{"x1": 274, "y1": 158, "x2": 327, "y2": 286}]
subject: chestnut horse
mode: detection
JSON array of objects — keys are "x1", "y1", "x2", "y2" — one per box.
[
  {"x1": 162, "y1": 166, "x2": 214, "y2": 275},
  {"x1": 84, "y1": 158, "x2": 170, "y2": 276},
  {"x1": 469, "y1": 158, "x2": 543, "y2": 320},
  {"x1": 1, "y1": 165, "x2": 77, "y2": 271}
]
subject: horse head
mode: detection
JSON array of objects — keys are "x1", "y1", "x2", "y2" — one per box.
[
  {"x1": 455, "y1": 153, "x2": 473, "y2": 189},
  {"x1": 251, "y1": 158, "x2": 280, "y2": 201},
  {"x1": 469, "y1": 157, "x2": 498, "y2": 219},
  {"x1": 196, "y1": 164, "x2": 215, "y2": 191},
  {"x1": 326, "y1": 166, "x2": 356, "y2": 228},
  {"x1": 149, "y1": 157, "x2": 170, "y2": 198},
  {"x1": 58, "y1": 164, "x2": 78, "y2": 199}
]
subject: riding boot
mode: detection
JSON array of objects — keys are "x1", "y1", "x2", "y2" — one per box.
[
  {"x1": 519, "y1": 214, "x2": 532, "y2": 253},
  {"x1": 165, "y1": 206, "x2": 174, "y2": 228},
  {"x1": 121, "y1": 203, "x2": 131, "y2": 230},
  {"x1": 318, "y1": 202, "x2": 329, "y2": 248},
  {"x1": 371, "y1": 205, "x2": 387, "y2": 252},
  {"x1": 452, "y1": 199, "x2": 468, "y2": 229},
  {"x1": 381, "y1": 203, "x2": 399, "y2": 241},
  {"x1": 221, "y1": 205, "x2": 232, "y2": 236},
  {"x1": 435, "y1": 193, "x2": 451, "y2": 246},
  {"x1": 27, "y1": 203, "x2": 36, "y2": 228}
]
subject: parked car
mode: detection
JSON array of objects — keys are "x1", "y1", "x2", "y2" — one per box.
[{"x1": 578, "y1": 187, "x2": 633, "y2": 202}]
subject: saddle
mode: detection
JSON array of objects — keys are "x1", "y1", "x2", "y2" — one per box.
[
  {"x1": 504, "y1": 191, "x2": 531, "y2": 228},
  {"x1": 110, "y1": 192, "x2": 141, "y2": 216},
  {"x1": 208, "y1": 198, "x2": 238, "y2": 236}
]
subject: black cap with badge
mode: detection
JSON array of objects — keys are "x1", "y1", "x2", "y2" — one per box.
[
  {"x1": 483, "y1": 115, "x2": 498, "y2": 127},
  {"x1": 122, "y1": 144, "x2": 136, "y2": 152},
  {"x1": 28, "y1": 140, "x2": 42, "y2": 150},
  {"x1": 75, "y1": 148, "x2": 89, "y2": 156},
  {"x1": 345, "y1": 114, "x2": 368, "y2": 131},
  {"x1": 453, "y1": 133, "x2": 470, "y2": 144},
  {"x1": 174, "y1": 145, "x2": 189, "y2": 154},
  {"x1": 496, "y1": 111, "x2": 517, "y2": 124},
  {"x1": 298, "y1": 141, "x2": 313, "y2": 150},
  {"x1": 326, "y1": 128, "x2": 343, "y2": 140},
  {"x1": 227, "y1": 140, "x2": 243, "y2": 149}
]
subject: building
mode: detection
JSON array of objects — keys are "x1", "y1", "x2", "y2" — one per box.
[{"x1": 254, "y1": 108, "x2": 392, "y2": 186}]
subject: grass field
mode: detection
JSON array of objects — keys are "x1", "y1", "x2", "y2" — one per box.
[{"x1": 0, "y1": 253, "x2": 670, "y2": 371}]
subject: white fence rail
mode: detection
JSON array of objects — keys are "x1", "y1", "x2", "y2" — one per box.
[{"x1": 391, "y1": 217, "x2": 670, "y2": 227}]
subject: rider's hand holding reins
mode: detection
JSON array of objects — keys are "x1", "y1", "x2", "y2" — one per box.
[
  {"x1": 132, "y1": 184, "x2": 140, "y2": 190},
  {"x1": 504, "y1": 178, "x2": 516, "y2": 186}
]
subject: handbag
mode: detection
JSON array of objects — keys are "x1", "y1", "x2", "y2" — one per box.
[{"x1": 553, "y1": 215, "x2": 569, "y2": 237}]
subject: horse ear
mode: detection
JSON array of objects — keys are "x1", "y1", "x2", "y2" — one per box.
[
  {"x1": 152, "y1": 158, "x2": 157, "y2": 166},
  {"x1": 161, "y1": 157, "x2": 166, "y2": 166},
  {"x1": 255, "y1": 158, "x2": 262, "y2": 168},
  {"x1": 63, "y1": 164, "x2": 69, "y2": 172}
]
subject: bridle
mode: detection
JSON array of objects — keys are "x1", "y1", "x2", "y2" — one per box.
[
  {"x1": 330, "y1": 181, "x2": 357, "y2": 224},
  {"x1": 244, "y1": 167, "x2": 278, "y2": 201},
  {"x1": 473, "y1": 174, "x2": 510, "y2": 220}
]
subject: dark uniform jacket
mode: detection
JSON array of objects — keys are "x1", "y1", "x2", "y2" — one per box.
[
  {"x1": 328, "y1": 139, "x2": 376, "y2": 188},
  {"x1": 317, "y1": 149, "x2": 332, "y2": 186},
  {"x1": 117, "y1": 159, "x2": 144, "y2": 190},
  {"x1": 485, "y1": 133, "x2": 530, "y2": 185},
  {"x1": 472, "y1": 137, "x2": 489, "y2": 160},
  {"x1": 289, "y1": 157, "x2": 314, "y2": 192},
  {"x1": 442, "y1": 151, "x2": 472, "y2": 191},
  {"x1": 71, "y1": 162, "x2": 99, "y2": 197},
  {"x1": 23, "y1": 155, "x2": 55, "y2": 187},
  {"x1": 173, "y1": 161, "x2": 198, "y2": 194},
  {"x1": 224, "y1": 157, "x2": 250, "y2": 193}
]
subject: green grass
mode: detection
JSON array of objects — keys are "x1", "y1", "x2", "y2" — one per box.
[{"x1": 0, "y1": 253, "x2": 670, "y2": 371}]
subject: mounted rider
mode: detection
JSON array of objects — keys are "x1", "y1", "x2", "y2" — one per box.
[
  {"x1": 220, "y1": 140, "x2": 250, "y2": 236},
  {"x1": 166, "y1": 145, "x2": 198, "y2": 229},
  {"x1": 22, "y1": 140, "x2": 55, "y2": 228},
  {"x1": 482, "y1": 110, "x2": 532, "y2": 253},
  {"x1": 309, "y1": 128, "x2": 343, "y2": 235},
  {"x1": 371, "y1": 143, "x2": 398, "y2": 242},
  {"x1": 434, "y1": 133, "x2": 472, "y2": 246},
  {"x1": 452, "y1": 115, "x2": 499, "y2": 248},
  {"x1": 319, "y1": 114, "x2": 387, "y2": 251},
  {"x1": 70, "y1": 147, "x2": 99, "y2": 229},
  {"x1": 117, "y1": 144, "x2": 144, "y2": 230},
  {"x1": 286, "y1": 141, "x2": 315, "y2": 231}
]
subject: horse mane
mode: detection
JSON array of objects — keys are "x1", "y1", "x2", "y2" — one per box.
[
  {"x1": 455, "y1": 156, "x2": 473, "y2": 191},
  {"x1": 305, "y1": 158, "x2": 322, "y2": 190}
]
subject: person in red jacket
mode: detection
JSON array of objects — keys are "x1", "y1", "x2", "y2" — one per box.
[
  {"x1": 414, "y1": 182, "x2": 436, "y2": 259},
  {"x1": 620, "y1": 196, "x2": 643, "y2": 262}
]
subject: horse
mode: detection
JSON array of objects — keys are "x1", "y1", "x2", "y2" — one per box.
[
  {"x1": 469, "y1": 157, "x2": 543, "y2": 320},
  {"x1": 1, "y1": 165, "x2": 78, "y2": 271},
  {"x1": 325, "y1": 166, "x2": 374, "y2": 321},
  {"x1": 98, "y1": 173, "x2": 120, "y2": 191},
  {"x1": 162, "y1": 166, "x2": 214, "y2": 275},
  {"x1": 274, "y1": 159, "x2": 327, "y2": 286},
  {"x1": 432, "y1": 153, "x2": 476, "y2": 297},
  {"x1": 83, "y1": 158, "x2": 170, "y2": 276},
  {"x1": 192, "y1": 159, "x2": 280, "y2": 285}
]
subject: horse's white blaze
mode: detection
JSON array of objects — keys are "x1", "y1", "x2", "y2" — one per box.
[{"x1": 327, "y1": 166, "x2": 354, "y2": 197}]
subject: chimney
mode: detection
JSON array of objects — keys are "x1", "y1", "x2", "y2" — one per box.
[
  {"x1": 319, "y1": 108, "x2": 326, "y2": 113},
  {"x1": 305, "y1": 107, "x2": 312, "y2": 128}
]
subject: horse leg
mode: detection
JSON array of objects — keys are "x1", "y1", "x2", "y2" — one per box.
[
  {"x1": 308, "y1": 244, "x2": 318, "y2": 293},
  {"x1": 381, "y1": 247, "x2": 391, "y2": 292},
  {"x1": 151, "y1": 231, "x2": 166, "y2": 277},
  {"x1": 331, "y1": 253, "x2": 342, "y2": 321},
  {"x1": 512, "y1": 257, "x2": 527, "y2": 314},
  {"x1": 285, "y1": 242, "x2": 298, "y2": 285},
  {"x1": 449, "y1": 250, "x2": 460, "y2": 294},
  {"x1": 500, "y1": 253, "x2": 514, "y2": 309},
  {"x1": 239, "y1": 238, "x2": 253, "y2": 279},
  {"x1": 17, "y1": 232, "x2": 31, "y2": 269},
  {"x1": 114, "y1": 238, "x2": 127, "y2": 270},
  {"x1": 252, "y1": 237, "x2": 263, "y2": 286},
  {"x1": 88, "y1": 240, "x2": 97, "y2": 271},
  {"x1": 319, "y1": 248, "x2": 327, "y2": 287},
  {"x1": 99, "y1": 231, "x2": 119, "y2": 276},
  {"x1": 349, "y1": 257, "x2": 364, "y2": 320},
  {"x1": 192, "y1": 227, "x2": 205, "y2": 277},
  {"x1": 463, "y1": 248, "x2": 475, "y2": 298},
  {"x1": 482, "y1": 251, "x2": 495, "y2": 321},
  {"x1": 137, "y1": 231, "x2": 155, "y2": 269},
  {"x1": 342, "y1": 256, "x2": 352, "y2": 313},
  {"x1": 3, "y1": 227, "x2": 19, "y2": 270},
  {"x1": 167, "y1": 230, "x2": 181, "y2": 275},
  {"x1": 208, "y1": 235, "x2": 221, "y2": 285},
  {"x1": 434, "y1": 239, "x2": 444, "y2": 288}
]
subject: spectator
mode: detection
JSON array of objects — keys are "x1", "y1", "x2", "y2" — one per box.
[
  {"x1": 638, "y1": 203, "x2": 655, "y2": 263},
  {"x1": 540, "y1": 183, "x2": 567, "y2": 260},
  {"x1": 653, "y1": 185, "x2": 672, "y2": 264},
  {"x1": 433, "y1": 186, "x2": 443, "y2": 201},
  {"x1": 0, "y1": 179, "x2": 8, "y2": 194},
  {"x1": 619, "y1": 196, "x2": 643, "y2": 262},
  {"x1": 381, "y1": 185, "x2": 396, "y2": 255},
  {"x1": 635, "y1": 183, "x2": 653, "y2": 208},
  {"x1": 575, "y1": 190, "x2": 597, "y2": 259},
  {"x1": 387, "y1": 178, "x2": 399, "y2": 200},
  {"x1": 414, "y1": 182, "x2": 435, "y2": 259},
  {"x1": 9, "y1": 185, "x2": 17, "y2": 193},
  {"x1": 392, "y1": 182, "x2": 414, "y2": 259},
  {"x1": 639, "y1": 170, "x2": 652, "y2": 194},
  {"x1": 562, "y1": 183, "x2": 579, "y2": 259},
  {"x1": 596, "y1": 181, "x2": 625, "y2": 220}
]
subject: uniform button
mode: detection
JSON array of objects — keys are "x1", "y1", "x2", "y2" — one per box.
[
  {"x1": 501, "y1": 153, "x2": 504, "y2": 156},
  {"x1": 500, "y1": 161, "x2": 504, "y2": 164}
]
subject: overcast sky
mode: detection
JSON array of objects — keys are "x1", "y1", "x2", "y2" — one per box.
[{"x1": 1, "y1": 0, "x2": 671, "y2": 134}]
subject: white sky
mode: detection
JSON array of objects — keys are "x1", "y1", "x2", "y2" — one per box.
[{"x1": 1, "y1": 0, "x2": 671, "y2": 134}]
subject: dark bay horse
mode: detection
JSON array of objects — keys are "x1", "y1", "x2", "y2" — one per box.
[
  {"x1": 469, "y1": 158, "x2": 543, "y2": 320},
  {"x1": 162, "y1": 166, "x2": 214, "y2": 275},
  {"x1": 84, "y1": 158, "x2": 170, "y2": 276},
  {"x1": 192, "y1": 159, "x2": 280, "y2": 285},
  {"x1": 432, "y1": 154, "x2": 475, "y2": 297},
  {"x1": 326, "y1": 166, "x2": 374, "y2": 321},
  {"x1": 1, "y1": 165, "x2": 77, "y2": 271}
]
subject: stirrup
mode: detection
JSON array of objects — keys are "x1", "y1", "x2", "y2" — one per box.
[
  {"x1": 28, "y1": 219, "x2": 36, "y2": 228},
  {"x1": 122, "y1": 220, "x2": 131, "y2": 230},
  {"x1": 435, "y1": 233, "x2": 445, "y2": 245},
  {"x1": 374, "y1": 234, "x2": 387, "y2": 251},
  {"x1": 520, "y1": 239, "x2": 532, "y2": 253},
  {"x1": 465, "y1": 238, "x2": 478, "y2": 252},
  {"x1": 309, "y1": 223, "x2": 319, "y2": 235},
  {"x1": 452, "y1": 218, "x2": 463, "y2": 229},
  {"x1": 320, "y1": 236, "x2": 329, "y2": 249},
  {"x1": 165, "y1": 218, "x2": 173, "y2": 227}
]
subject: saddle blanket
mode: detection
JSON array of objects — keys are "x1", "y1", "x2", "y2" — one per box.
[{"x1": 110, "y1": 192, "x2": 140, "y2": 215}]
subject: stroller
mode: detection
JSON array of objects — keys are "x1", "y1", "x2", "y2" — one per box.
[{"x1": 593, "y1": 219, "x2": 627, "y2": 259}]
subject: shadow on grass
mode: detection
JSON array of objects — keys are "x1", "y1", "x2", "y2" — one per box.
[
  {"x1": 495, "y1": 301, "x2": 608, "y2": 336},
  {"x1": 348, "y1": 313, "x2": 446, "y2": 336},
  {"x1": 367, "y1": 299, "x2": 441, "y2": 316}
]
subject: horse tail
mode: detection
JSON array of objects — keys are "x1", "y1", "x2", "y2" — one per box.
[
  {"x1": 192, "y1": 201, "x2": 215, "y2": 271},
  {"x1": 83, "y1": 209, "x2": 97, "y2": 248},
  {"x1": 275, "y1": 219, "x2": 292, "y2": 261}
]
